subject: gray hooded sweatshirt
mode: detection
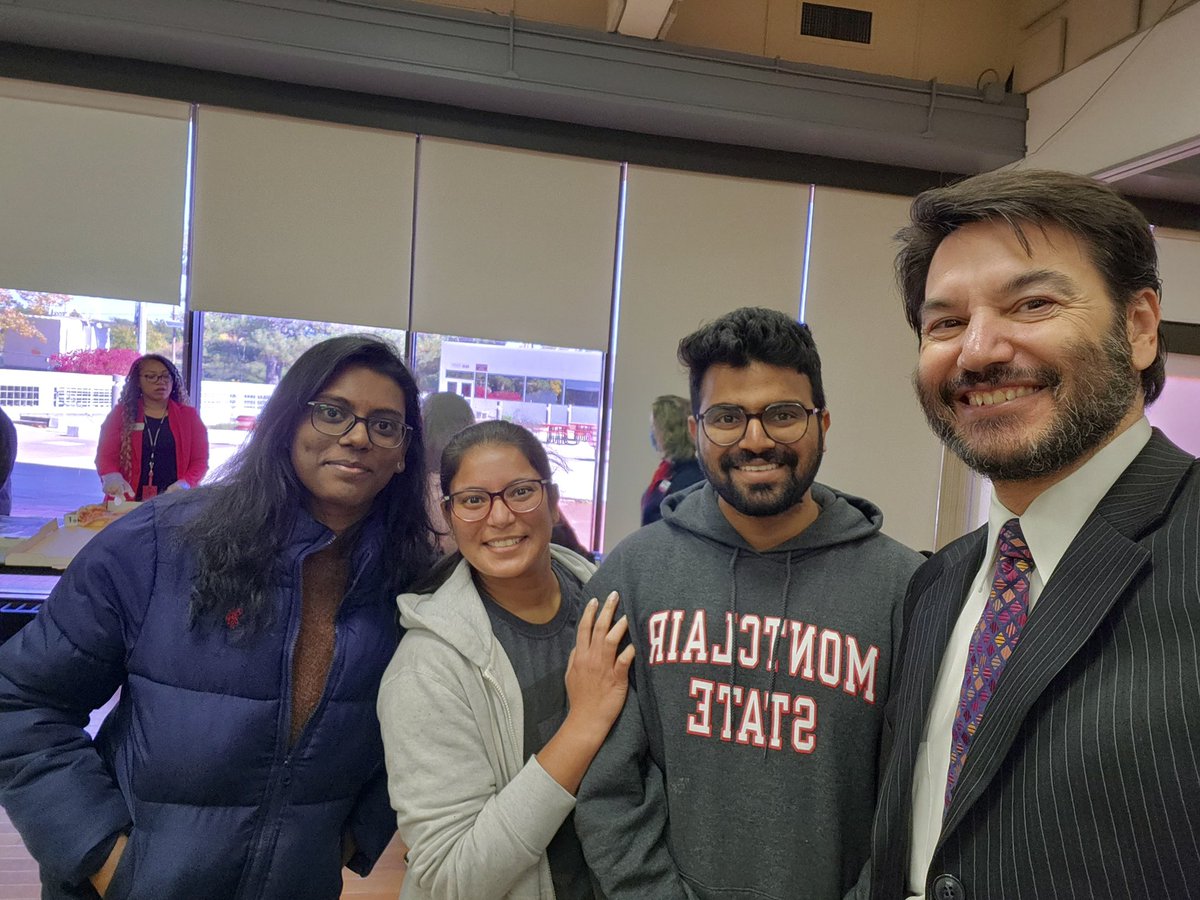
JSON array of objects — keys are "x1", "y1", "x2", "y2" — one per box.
[
  {"x1": 378, "y1": 546, "x2": 597, "y2": 900},
  {"x1": 575, "y1": 482, "x2": 923, "y2": 900}
]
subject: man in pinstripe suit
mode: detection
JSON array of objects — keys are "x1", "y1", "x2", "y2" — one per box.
[{"x1": 861, "y1": 170, "x2": 1200, "y2": 900}]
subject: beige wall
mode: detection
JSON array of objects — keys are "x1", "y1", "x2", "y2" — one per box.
[
  {"x1": 1022, "y1": 0, "x2": 1200, "y2": 175},
  {"x1": 1015, "y1": 0, "x2": 1199, "y2": 92},
  {"x1": 1156, "y1": 228, "x2": 1200, "y2": 326},
  {"x1": 602, "y1": 166, "x2": 810, "y2": 551},
  {"x1": 803, "y1": 186, "x2": 944, "y2": 551}
]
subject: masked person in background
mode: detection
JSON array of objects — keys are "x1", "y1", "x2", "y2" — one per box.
[{"x1": 641, "y1": 394, "x2": 704, "y2": 526}]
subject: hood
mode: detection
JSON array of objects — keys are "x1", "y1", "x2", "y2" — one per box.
[
  {"x1": 660, "y1": 480, "x2": 884, "y2": 556},
  {"x1": 396, "y1": 545, "x2": 596, "y2": 670}
]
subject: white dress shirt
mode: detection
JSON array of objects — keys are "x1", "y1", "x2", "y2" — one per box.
[{"x1": 906, "y1": 417, "x2": 1152, "y2": 898}]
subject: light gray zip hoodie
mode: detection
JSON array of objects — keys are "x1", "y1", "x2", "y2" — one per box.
[
  {"x1": 576, "y1": 482, "x2": 923, "y2": 900},
  {"x1": 377, "y1": 546, "x2": 596, "y2": 900}
]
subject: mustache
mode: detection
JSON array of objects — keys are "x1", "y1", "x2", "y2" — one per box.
[
  {"x1": 938, "y1": 364, "x2": 1060, "y2": 400},
  {"x1": 719, "y1": 446, "x2": 799, "y2": 472}
]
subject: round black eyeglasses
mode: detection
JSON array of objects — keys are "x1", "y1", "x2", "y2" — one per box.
[
  {"x1": 444, "y1": 479, "x2": 550, "y2": 522},
  {"x1": 306, "y1": 401, "x2": 412, "y2": 449},
  {"x1": 697, "y1": 402, "x2": 823, "y2": 446}
]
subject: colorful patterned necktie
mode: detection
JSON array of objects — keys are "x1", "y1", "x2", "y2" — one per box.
[{"x1": 944, "y1": 517, "x2": 1035, "y2": 811}]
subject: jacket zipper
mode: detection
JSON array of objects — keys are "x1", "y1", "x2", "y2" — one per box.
[
  {"x1": 481, "y1": 669, "x2": 519, "y2": 774},
  {"x1": 483, "y1": 663, "x2": 558, "y2": 897},
  {"x1": 236, "y1": 532, "x2": 337, "y2": 900}
]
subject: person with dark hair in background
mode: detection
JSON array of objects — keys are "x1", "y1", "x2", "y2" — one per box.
[
  {"x1": 551, "y1": 517, "x2": 595, "y2": 563},
  {"x1": 378, "y1": 420, "x2": 630, "y2": 899},
  {"x1": 95, "y1": 353, "x2": 209, "y2": 501},
  {"x1": 576, "y1": 307, "x2": 922, "y2": 900},
  {"x1": 421, "y1": 391, "x2": 477, "y2": 553},
  {"x1": 0, "y1": 335, "x2": 436, "y2": 899},
  {"x1": 641, "y1": 394, "x2": 703, "y2": 526},
  {"x1": 0, "y1": 406, "x2": 16, "y2": 516},
  {"x1": 863, "y1": 170, "x2": 1200, "y2": 900}
]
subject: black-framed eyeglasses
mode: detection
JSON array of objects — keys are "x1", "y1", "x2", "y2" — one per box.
[
  {"x1": 444, "y1": 478, "x2": 551, "y2": 522},
  {"x1": 697, "y1": 402, "x2": 823, "y2": 447},
  {"x1": 140, "y1": 372, "x2": 172, "y2": 384},
  {"x1": 306, "y1": 401, "x2": 412, "y2": 449}
]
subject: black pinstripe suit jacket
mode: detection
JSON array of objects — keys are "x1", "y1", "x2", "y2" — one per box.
[{"x1": 868, "y1": 430, "x2": 1200, "y2": 900}]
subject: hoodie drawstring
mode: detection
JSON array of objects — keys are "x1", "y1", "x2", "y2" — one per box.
[
  {"x1": 764, "y1": 550, "x2": 794, "y2": 758},
  {"x1": 727, "y1": 547, "x2": 740, "y2": 690}
]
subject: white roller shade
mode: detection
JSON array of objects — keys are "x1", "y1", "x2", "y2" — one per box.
[
  {"x1": 190, "y1": 107, "x2": 415, "y2": 328},
  {"x1": 602, "y1": 166, "x2": 809, "y2": 550},
  {"x1": 0, "y1": 78, "x2": 188, "y2": 303},
  {"x1": 1154, "y1": 227, "x2": 1200, "y2": 325},
  {"x1": 411, "y1": 138, "x2": 619, "y2": 350},
  {"x1": 803, "y1": 186, "x2": 944, "y2": 551}
]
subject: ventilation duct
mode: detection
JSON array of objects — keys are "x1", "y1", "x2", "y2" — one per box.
[{"x1": 607, "y1": 0, "x2": 682, "y2": 40}]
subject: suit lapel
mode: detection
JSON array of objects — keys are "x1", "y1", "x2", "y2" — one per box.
[
  {"x1": 939, "y1": 429, "x2": 1194, "y2": 838},
  {"x1": 873, "y1": 533, "x2": 984, "y2": 894}
]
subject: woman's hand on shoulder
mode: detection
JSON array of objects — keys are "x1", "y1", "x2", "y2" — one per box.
[
  {"x1": 536, "y1": 592, "x2": 635, "y2": 795},
  {"x1": 564, "y1": 592, "x2": 635, "y2": 740}
]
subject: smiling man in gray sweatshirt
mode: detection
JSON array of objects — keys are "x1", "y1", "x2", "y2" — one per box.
[{"x1": 576, "y1": 307, "x2": 922, "y2": 900}]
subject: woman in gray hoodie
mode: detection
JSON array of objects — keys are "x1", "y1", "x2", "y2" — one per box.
[{"x1": 378, "y1": 421, "x2": 633, "y2": 899}]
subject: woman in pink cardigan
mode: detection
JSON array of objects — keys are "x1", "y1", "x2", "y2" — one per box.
[{"x1": 95, "y1": 354, "x2": 209, "y2": 501}]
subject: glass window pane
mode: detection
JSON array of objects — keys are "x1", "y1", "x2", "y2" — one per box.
[
  {"x1": 415, "y1": 332, "x2": 604, "y2": 550},
  {"x1": 198, "y1": 312, "x2": 406, "y2": 473},
  {"x1": 0, "y1": 289, "x2": 184, "y2": 520}
]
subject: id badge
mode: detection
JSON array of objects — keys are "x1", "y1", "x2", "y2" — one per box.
[{"x1": 142, "y1": 484, "x2": 158, "y2": 499}]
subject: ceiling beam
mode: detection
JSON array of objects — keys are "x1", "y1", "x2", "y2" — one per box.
[{"x1": 0, "y1": 0, "x2": 1027, "y2": 175}]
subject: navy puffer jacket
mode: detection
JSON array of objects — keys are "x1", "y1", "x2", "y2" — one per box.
[{"x1": 0, "y1": 492, "x2": 402, "y2": 899}]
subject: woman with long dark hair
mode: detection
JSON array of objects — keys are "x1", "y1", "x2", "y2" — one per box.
[
  {"x1": 95, "y1": 353, "x2": 209, "y2": 501},
  {"x1": 0, "y1": 335, "x2": 436, "y2": 900},
  {"x1": 378, "y1": 420, "x2": 631, "y2": 899}
]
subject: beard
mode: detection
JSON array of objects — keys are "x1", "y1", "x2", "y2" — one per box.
[
  {"x1": 916, "y1": 323, "x2": 1138, "y2": 483},
  {"x1": 698, "y1": 429, "x2": 824, "y2": 517}
]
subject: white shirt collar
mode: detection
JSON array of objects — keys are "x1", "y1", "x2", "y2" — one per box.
[{"x1": 984, "y1": 417, "x2": 1152, "y2": 585}]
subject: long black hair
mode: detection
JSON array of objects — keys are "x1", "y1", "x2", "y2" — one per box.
[{"x1": 186, "y1": 335, "x2": 436, "y2": 630}]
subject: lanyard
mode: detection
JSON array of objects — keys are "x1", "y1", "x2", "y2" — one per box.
[{"x1": 145, "y1": 414, "x2": 168, "y2": 485}]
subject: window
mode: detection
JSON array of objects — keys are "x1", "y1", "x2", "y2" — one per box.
[
  {"x1": 414, "y1": 332, "x2": 605, "y2": 549},
  {"x1": 198, "y1": 311, "x2": 407, "y2": 469},
  {"x1": 0, "y1": 385, "x2": 39, "y2": 406},
  {"x1": 0, "y1": 288, "x2": 184, "y2": 519}
]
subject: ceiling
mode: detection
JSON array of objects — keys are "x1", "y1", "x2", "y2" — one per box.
[
  {"x1": 1112, "y1": 151, "x2": 1200, "y2": 205},
  {"x1": 0, "y1": 0, "x2": 1198, "y2": 215}
]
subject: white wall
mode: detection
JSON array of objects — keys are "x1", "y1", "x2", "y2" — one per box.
[
  {"x1": 803, "y1": 187, "x2": 944, "y2": 551},
  {"x1": 1155, "y1": 228, "x2": 1200, "y2": 325}
]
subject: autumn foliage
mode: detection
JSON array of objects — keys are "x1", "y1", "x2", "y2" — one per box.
[{"x1": 50, "y1": 348, "x2": 142, "y2": 375}]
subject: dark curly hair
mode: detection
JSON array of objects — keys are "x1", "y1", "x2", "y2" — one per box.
[
  {"x1": 116, "y1": 354, "x2": 188, "y2": 476},
  {"x1": 677, "y1": 307, "x2": 825, "y2": 414},
  {"x1": 895, "y1": 169, "x2": 1166, "y2": 403}
]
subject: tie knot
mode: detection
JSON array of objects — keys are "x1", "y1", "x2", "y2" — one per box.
[{"x1": 998, "y1": 517, "x2": 1033, "y2": 564}]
